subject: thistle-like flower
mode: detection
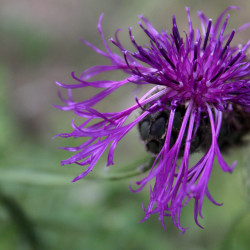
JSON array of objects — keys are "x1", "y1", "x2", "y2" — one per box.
[{"x1": 56, "y1": 6, "x2": 250, "y2": 232}]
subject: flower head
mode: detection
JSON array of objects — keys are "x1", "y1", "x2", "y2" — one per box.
[{"x1": 56, "y1": 6, "x2": 250, "y2": 232}]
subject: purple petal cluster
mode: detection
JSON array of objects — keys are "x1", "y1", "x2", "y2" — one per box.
[{"x1": 56, "y1": 6, "x2": 250, "y2": 232}]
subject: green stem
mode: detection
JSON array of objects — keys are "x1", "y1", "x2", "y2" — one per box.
[
  {"x1": 0, "y1": 189, "x2": 42, "y2": 250},
  {"x1": 92, "y1": 157, "x2": 155, "y2": 181},
  {"x1": 0, "y1": 157, "x2": 155, "y2": 185}
]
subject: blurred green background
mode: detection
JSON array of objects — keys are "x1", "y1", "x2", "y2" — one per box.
[{"x1": 0, "y1": 0, "x2": 249, "y2": 249}]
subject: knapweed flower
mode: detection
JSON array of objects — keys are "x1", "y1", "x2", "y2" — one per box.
[{"x1": 56, "y1": 6, "x2": 250, "y2": 232}]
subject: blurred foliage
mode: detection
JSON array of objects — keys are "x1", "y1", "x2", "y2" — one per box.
[{"x1": 0, "y1": 0, "x2": 249, "y2": 250}]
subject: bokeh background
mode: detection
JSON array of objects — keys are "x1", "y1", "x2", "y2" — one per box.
[{"x1": 0, "y1": 0, "x2": 249, "y2": 249}]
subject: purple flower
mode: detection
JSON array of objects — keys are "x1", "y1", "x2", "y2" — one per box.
[{"x1": 56, "y1": 6, "x2": 250, "y2": 232}]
